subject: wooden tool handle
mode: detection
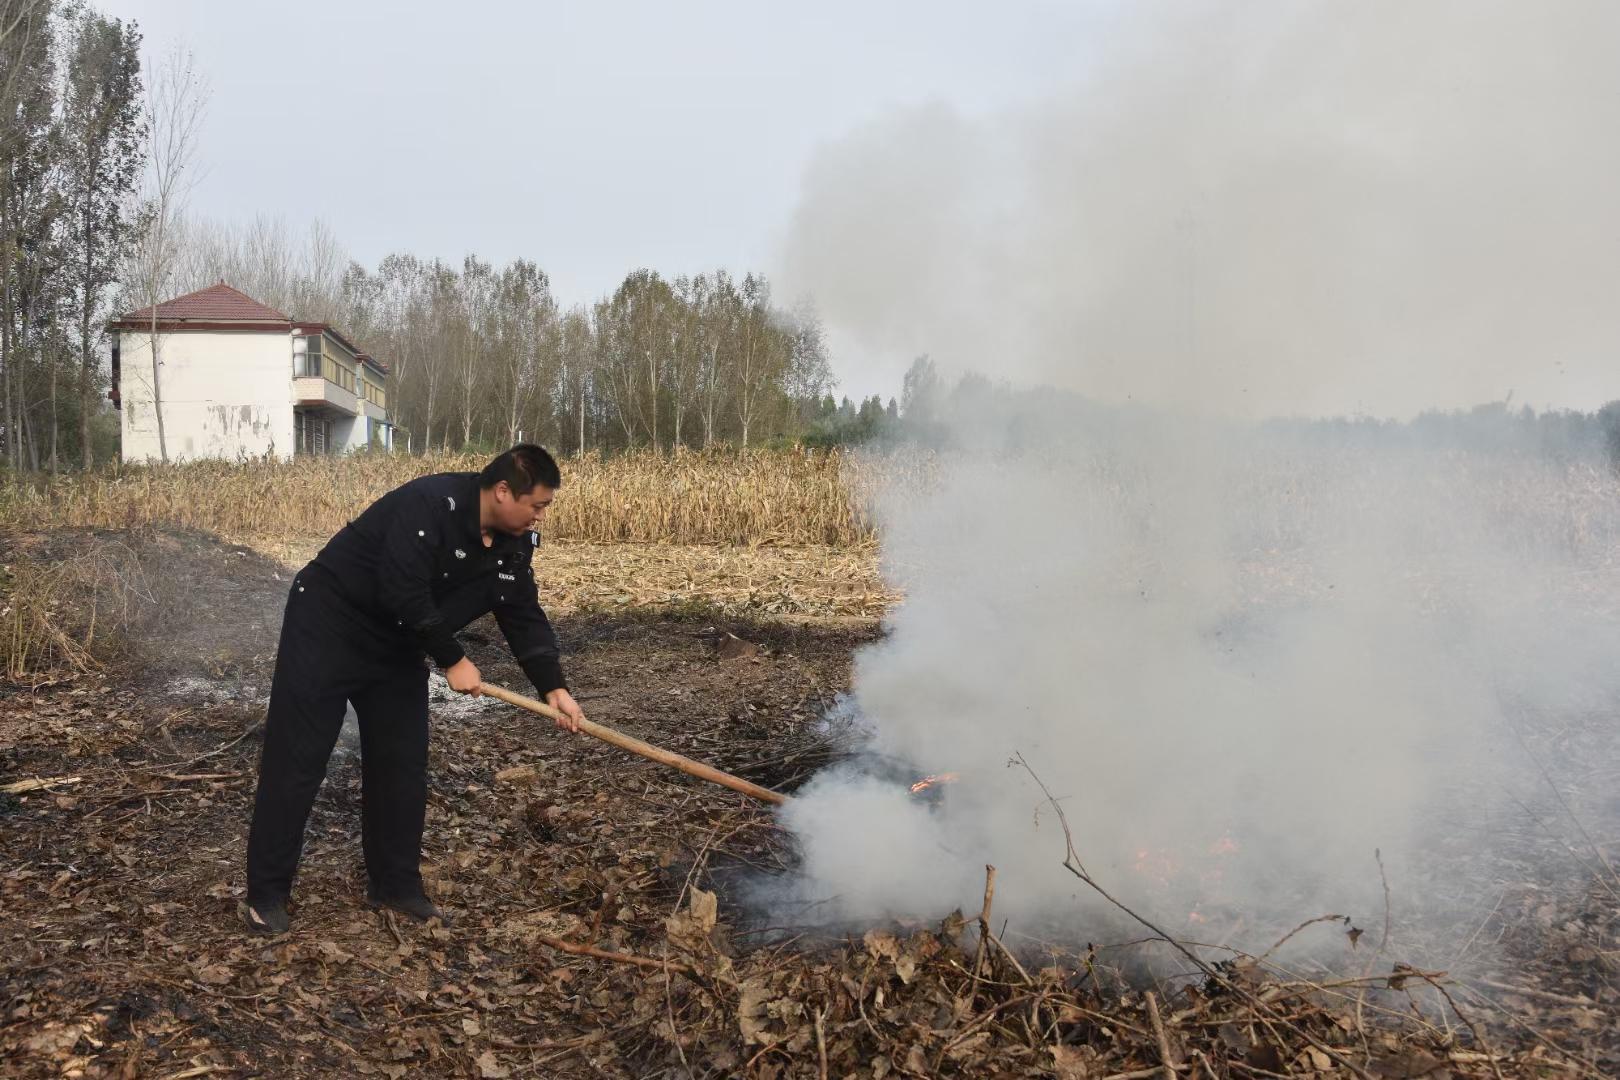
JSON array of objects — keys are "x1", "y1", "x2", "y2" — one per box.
[{"x1": 479, "y1": 683, "x2": 790, "y2": 806}]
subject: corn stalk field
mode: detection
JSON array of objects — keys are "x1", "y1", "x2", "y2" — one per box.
[{"x1": 0, "y1": 449, "x2": 936, "y2": 548}]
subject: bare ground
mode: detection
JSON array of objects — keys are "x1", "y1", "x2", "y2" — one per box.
[{"x1": 1, "y1": 528, "x2": 1616, "y2": 1078}]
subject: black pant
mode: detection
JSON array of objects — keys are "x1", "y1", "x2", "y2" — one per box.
[{"x1": 246, "y1": 565, "x2": 430, "y2": 905}]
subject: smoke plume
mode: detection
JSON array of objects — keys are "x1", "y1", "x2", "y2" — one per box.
[
  {"x1": 769, "y1": 2, "x2": 1620, "y2": 957},
  {"x1": 780, "y1": 0, "x2": 1620, "y2": 419}
]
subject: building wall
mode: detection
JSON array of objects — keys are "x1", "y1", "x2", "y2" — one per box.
[
  {"x1": 119, "y1": 330, "x2": 296, "y2": 462},
  {"x1": 334, "y1": 413, "x2": 366, "y2": 452}
]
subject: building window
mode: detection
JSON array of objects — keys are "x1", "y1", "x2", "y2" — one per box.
[
  {"x1": 295, "y1": 335, "x2": 323, "y2": 378},
  {"x1": 295, "y1": 410, "x2": 331, "y2": 455}
]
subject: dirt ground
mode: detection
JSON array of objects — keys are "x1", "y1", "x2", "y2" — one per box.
[
  {"x1": 2, "y1": 528, "x2": 1617, "y2": 1078},
  {"x1": 0, "y1": 529, "x2": 874, "y2": 1077}
]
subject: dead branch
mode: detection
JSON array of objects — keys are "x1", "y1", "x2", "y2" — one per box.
[
  {"x1": 1, "y1": 775, "x2": 84, "y2": 794},
  {"x1": 1145, "y1": 990, "x2": 1177, "y2": 1080},
  {"x1": 534, "y1": 933, "x2": 694, "y2": 976},
  {"x1": 1010, "y1": 752, "x2": 1378, "y2": 1080}
]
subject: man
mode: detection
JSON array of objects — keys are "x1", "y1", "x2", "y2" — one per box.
[{"x1": 244, "y1": 444, "x2": 584, "y2": 934}]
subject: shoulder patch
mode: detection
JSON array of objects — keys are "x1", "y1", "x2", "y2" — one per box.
[
  {"x1": 446, "y1": 495, "x2": 456, "y2": 511},
  {"x1": 529, "y1": 531, "x2": 539, "y2": 547}
]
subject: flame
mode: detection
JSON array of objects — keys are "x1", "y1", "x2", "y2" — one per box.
[
  {"x1": 910, "y1": 772, "x2": 961, "y2": 794},
  {"x1": 1131, "y1": 833, "x2": 1243, "y2": 892}
]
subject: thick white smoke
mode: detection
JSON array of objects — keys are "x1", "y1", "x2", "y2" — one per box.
[
  {"x1": 779, "y1": 0, "x2": 1620, "y2": 419},
  {"x1": 777, "y1": 414, "x2": 1620, "y2": 952},
  {"x1": 769, "y1": 2, "x2": 1620, "y2": 951}
]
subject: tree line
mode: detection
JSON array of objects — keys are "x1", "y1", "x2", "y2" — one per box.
[
  {"x1": 0, "y1": 0, "x2": 844, "y2": 469},
  {"x1": 1, "y1": 0, "x2": 144, "y2": 471},
  {"x1": 168, "y1": 218, "x2": 836, "y2": 455}
]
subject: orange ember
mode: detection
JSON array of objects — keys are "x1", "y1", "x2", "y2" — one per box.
[{"x1": 910, "y1": 772, "x2": 961, "y2": 794}]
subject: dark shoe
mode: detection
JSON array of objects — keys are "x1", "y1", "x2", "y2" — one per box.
[
  {"x1": 244, "y1": 897, "x2": 289, "y2": 935},
  {"x1": 367, "y1": 888, "x2": 446, "y2": 923}
]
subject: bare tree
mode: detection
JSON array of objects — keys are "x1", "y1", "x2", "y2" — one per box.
[
  {"x1": 698, "y1": 269, "x2": 737, "y2": 447},
  {"x1": 455, "y1": 255, "x2": 493, "y2": 447},
  {"x1": 0, "y1": 0, "x2": 57, "y2": 470},
  {"x1": 59, "y1": 8, "x2": 144, "y2": 469},
  {"x1": 128, "y1": 44, "x2": 205, "y2": 462},
  {"x1": 556, "y1": 305, "x2": 594, "y2": 453},
  {"x1": 732, "y1": 273, "x2": 785, "y2": 447}
]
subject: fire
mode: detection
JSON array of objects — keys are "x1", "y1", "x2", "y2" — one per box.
[
  {"x1": 909, "y1": 772, "x2": 960, "y2": 794},
  {"x1": 1131, "y1": 832, "x2": 1244, "y2": 896}
]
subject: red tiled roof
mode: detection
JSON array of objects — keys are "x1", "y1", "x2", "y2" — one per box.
[
  {"x1": 121, "y1": 282, "x2": 292, "y2": 323},
  {"x1": 114, "y1": 283, "x2": 393, "y2": 375}
]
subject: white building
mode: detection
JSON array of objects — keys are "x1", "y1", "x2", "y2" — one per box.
[{"x1": 110, "y1": 283, "x2": 394, "y2": 462}]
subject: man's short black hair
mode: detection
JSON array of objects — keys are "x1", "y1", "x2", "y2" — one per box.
[{"x1": 480, "y1": 444, "x2": 562, "y2": 494}]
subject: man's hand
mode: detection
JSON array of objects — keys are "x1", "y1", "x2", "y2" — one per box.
[
  {"x1": 545, "y1": 688, "x2": 585, "y2": 734},
  {"x1": 446, "y1": 657, "x2": 482, "y2": 696}
]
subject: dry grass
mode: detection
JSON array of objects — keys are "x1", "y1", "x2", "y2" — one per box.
[
  {"x1": 0, "y1": 448, "x2": 931, "y2": 548},
  {"x1": 0, "y1": 536, "x2": 153, "y2": 680},
  {"x1": 254, "y1": 534, "x2": 895, "y2": 620}
]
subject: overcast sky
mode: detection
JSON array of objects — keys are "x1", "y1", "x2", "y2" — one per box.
[
  {"x1": 107, "y1": 0, "x2": 1103, "y2": 400},
  {"x1": 108, "y1": 2, "x2": 1620, "y2": 417}
]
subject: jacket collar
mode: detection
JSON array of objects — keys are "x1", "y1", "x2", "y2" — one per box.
[
  {"x1": 457, "y1": 474, "x2": 483, "y2": 544},
  {"x1": 461, "y1": 473, "x2": 532, "y2": 553}
]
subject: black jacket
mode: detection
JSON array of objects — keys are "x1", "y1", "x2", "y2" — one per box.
[{"x1": 311, "y1": 472, "x2": 566, "y2": 695}]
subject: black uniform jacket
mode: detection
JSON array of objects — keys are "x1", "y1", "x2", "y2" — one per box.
[{"x1": 310, "y1": 472, "x2": 566, "y2": 695}]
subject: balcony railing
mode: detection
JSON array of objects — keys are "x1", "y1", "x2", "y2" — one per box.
[
  {"x1": 294, "y1": 353, "x2": 358, "y2": 395},
  {"x1": 296, "y1": 340, "x2": 385, "y2": 417}
]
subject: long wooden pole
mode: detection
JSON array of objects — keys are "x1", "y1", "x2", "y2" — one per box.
[{"x1": 479, "y1": 683, "x2": 790, "y2": 806}]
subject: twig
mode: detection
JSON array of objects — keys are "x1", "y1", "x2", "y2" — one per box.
[
  {"x1": 1374, "y1": 848, "x2": 1392, "y2": 955},
  {"x1": 157, "y1": 716, "x2": 264, "y2": 770},
  {"x1": 1144, "y1": 990, "x2": 1177, "y2": 1080},
  {"x1": 984, "y1": 929, "x2": 1035, "y2": 986},
  {"x1": 381, "y1": 909, "x2": 406, "y2": 948},
  {"x1": 1413, "y1": 971, "x2": 1505, "y2": 1080},
  {"x1": 971, "y1": 864, "x2": 996, "y2": 988},
  {"x1": 1255, "y1": 914, "x2": 1346, "y2": 965},
  {"x1": 663, "y1": 956, "x2": 693, "y2": 1079},
  {"x1": 1459, "y1": 983, "x2": 1607, "y2": 1079},
  {"x1": 1448, "y1": 887, "x2": 1506, "y2": 969},
  {"x1": 1356, "y1": 849, "x2": 1394, "y2": 1042},
  {"x1": 1009, "y1": 752, "x2": 1377, "y2": 1080},
  {"x1": 1464, "y1": 977, "x2": 1597, "y2": 1008},
  {"x1": 0, "y1": 775, "x2": 83, "y2": 795},
  {"x1": 534, "y1": 933, "x2": 694, "y2": 975},
  {"x1": 814, "y1": 1006, "x2": 828, "y2": 1080},
  {"x1": 934, "y1": 992, "x2": 1039, "y2": 1070}
]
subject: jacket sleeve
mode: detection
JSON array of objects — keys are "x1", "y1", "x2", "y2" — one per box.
[
  {"x1": 493, "y1": 554, "x2": 566, "y2": 696},
  {"x1": 376, "y1": 490, "x2": 466, "y2": 670}
]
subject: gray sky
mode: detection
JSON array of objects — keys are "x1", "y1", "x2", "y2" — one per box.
[
  {"x1": 109, "y1": 0, "x2": 1101, "y2": 401},
  {"x1": 111, "y1": 1, "x2": 1620, "y2": 417}
]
